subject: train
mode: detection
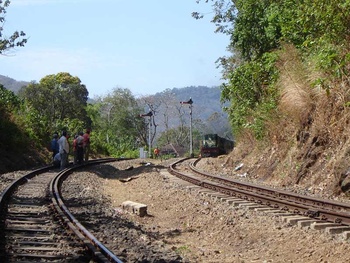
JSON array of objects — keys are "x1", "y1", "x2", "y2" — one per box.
[{"x1": 200, "y1": 134, "x2": 234, "y2": 157}]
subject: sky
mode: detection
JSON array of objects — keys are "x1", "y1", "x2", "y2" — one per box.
[{"x1": 0, "y1": 0, "x2": 230, "y2": 98}]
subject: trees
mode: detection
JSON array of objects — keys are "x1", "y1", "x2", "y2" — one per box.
[
  {"x1": 0, "y1": 85, "x2": 30, "y2": 152},
  {"x1": 196, "y1": 0, "x2": 350, "y2": 139},
  {"x1": 0, "y1": 1, "x2": 27, "y2": 54},
  {"x1": 139, "y1": 90, "x2": 190, "y2": 153},
  {"x1": 194, "y1": 0, "x2": 281, "y2": 138},
  {"x1": 20, "y1": 72, "x2": 89, "y2": 143},
  {"x1": 0, "y1": 0, "x2": 31, "y2": 159},
  {"x1": 138, "y1": 95, "x2": 160, "y2": 149},
  {"x1": 91, "y1": 87, "x2": 144, "y2": 157}
]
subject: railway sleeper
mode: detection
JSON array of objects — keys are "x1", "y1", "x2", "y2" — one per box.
[
  {"x1": 168, "y1": 164, "x2": 350, "y2": 242},
  {"x1": 5, "y1": 218, "x2": 50, "y2": 223},
  {"x1": 12, "y1": 246, "x2": 63, "y2": 251},
  {"x1": 279, "y1": 214, "x2": 350, "y2": 240},
  {"x1": 9, "y1": 253, "x2": 73, "y2": 260}
]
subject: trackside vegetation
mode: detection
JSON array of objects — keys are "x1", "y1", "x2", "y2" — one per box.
[
  {"x1": 194, "y1": 0, "x2": 350, "y2": 139},
  {"x1": 193, "y1": 0, "x2": 350, "y2": 192}
]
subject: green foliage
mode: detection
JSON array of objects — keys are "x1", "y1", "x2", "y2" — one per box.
[
  {"x1": 90, "y1": 88, "x2": 144, "y2": 157},
  {"x1": 0, "y1": 84, "x2": 21, "y2": 110},
  {"x1": 56, "y1": 118, "x2": 86, "y2": 136},
  {"x1": 195, "y1": 0, "x2": 283, "y2": 138},
  {"x1": 0, "y1": 110, "x2": 29, "y2": 152},
  {"x1": 280, "y1": 1, "x2": 350, "y2": 90},
  {"x1": 20, "y1": 72, "x2": 90, "y2": 144},
  {"x1": 197, "y1": 0, "x2": 350, "y2": 139},
  {"x1": 18, "y1": 103, "x2": 46, "y2": 145},
  {"x1": 156, "y1": 126, "x2": 190, "y2": 148},
  {"x1": 281, "y1": 0, "x2": 350, "y2": 47},
  {"x1": 175, "y1": 245, "x2": 191, "y2": 257},
  {"x1": 118, "y1": 149, "x2": 139, "y2": 158},
  {"x1": 106, "y1": 135, "x2": 139, "y2": 158},
  {"x1": 232, "y1": 0, "x2": 281, "y2": 61},
  {"x1": 0, "y1": 85, "x2": 29, "y2": 151},
  {"x1": 221, "y1": 52, "x2": 279, "y2": 138}
]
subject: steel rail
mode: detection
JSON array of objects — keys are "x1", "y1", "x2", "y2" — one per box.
[
  {"x1": 190, "y1": 158, "x2": 350, "y2": 213},
  {"x1": 1, "y1": 158, "x2": 127, "y2": 263},
  {"x1": 0, "y1": 164, "x2": 85, "y2": 262},
  {"x1": 0, "y1": 164, "x2": 53, "y2": 212},
  {"x1": 169, "y1": 158, "x2": 350, "y2": 225},
  {"x1": 50, "y1": 158, "x2": 124, "y2": 263}
]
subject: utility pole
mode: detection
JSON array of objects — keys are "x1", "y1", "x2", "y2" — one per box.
[
  {"x1": 106, "y1": 103, "x2": 114, "y2": 144},
  {"x1": 148, "y1": 113, "x2": 152, "y2": 157},
  {"x1": 140, "y1": 110, "x2": 153, "y2": 158},
  {"x1": 180, "y1": 98, "x2": 194, "y2": 157}
]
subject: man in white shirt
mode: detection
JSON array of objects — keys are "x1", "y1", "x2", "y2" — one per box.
[{"x1": 57, "y1": 131, "x2": 69, "y2": 170}]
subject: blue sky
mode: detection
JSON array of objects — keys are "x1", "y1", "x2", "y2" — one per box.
[{"x1": 1, "y1": 0, "x2": 230, "y2": 98}]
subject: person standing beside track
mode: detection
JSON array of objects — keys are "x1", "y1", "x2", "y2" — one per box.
[
  {"x1": 76, "y1": 131, "x2": 84, "y2": 164},
  {"x1": 83, "y1": 128, "x2": 91, "y2": 162},
  {"x1": 154, "y1": 147, "x2": 160, "y2": 159},
  {"x1": 57, "y1": 131, "x2": 69, "y2": 170},
  {"x1": 50, "y1": 133, "x2": 59, "y2": 159},
  {"x1": 72, "y1": 134, "x2": 78, "y2": 165}
]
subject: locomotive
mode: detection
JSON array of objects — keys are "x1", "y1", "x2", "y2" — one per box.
[{"x1": 200, "y1": 134, "x2": 234, "y2": 157}]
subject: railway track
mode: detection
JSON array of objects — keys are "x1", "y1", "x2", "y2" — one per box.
[
  {"x1": 0, "y1": 159, "x2": 124, "y2": 263},
  {"x1": 169, "y1": 158, "x2": 350, "y2": 238},
  {"x1": 4, "y1": 156, "x2": 350, "y2": 261}
]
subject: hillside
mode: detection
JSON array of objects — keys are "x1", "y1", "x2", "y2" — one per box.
[
  {"x1": 0, "y1": 75, "x2": 30, "y2": 93},
  {"x1": 151, "y1": 86, "x2": 232, "y2": 139},
  {"x1": 219, "y1": 44, "x2": 350, "y2": 199}
]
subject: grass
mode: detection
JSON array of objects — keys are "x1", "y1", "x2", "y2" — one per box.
[{"x1": 175, "y1": 245, "x2": 191, "y2": 256}]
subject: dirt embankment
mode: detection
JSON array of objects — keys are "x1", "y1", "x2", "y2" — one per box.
[
  {"x1": 223, "y1": 44, "x2": 350, "y2": 200},
  {"x1": 0, "y1": 147, "x2": 48, "y2": 174}
]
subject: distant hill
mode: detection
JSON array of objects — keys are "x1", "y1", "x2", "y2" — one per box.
[
  {"x1": 171, "y1": 85, "x2": 226, "y2": 120},
  {"x1": 0, "y1": 75, "x2": 30, "y2": 93},
  {"x1": 150, "y1": 86, "x2": 232, "y2": 139}
]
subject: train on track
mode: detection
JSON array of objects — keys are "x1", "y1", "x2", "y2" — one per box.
[{"x1": 200, "y1": 134, "x2": 234, "y2": 157}]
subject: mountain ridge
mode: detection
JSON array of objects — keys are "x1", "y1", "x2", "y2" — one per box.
[{"x1": 0, "y1": 75, "x2": 30, "y2": 93}]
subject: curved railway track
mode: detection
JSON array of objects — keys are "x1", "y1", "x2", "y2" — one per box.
[
  {"x1": 0, "y1": 158, "x2": 124, "y2": 263},
  {"x1": 169, "y1": 158, "x2": 350, "y2": 236},
  {"x1": 3, "y1": 156, "x2": 350, "y2": 261}
]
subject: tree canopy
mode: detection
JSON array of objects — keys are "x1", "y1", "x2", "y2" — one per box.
[
  {"x1": 91, "y1": 87, "x2": 144, "y2": 157},
  {"x1": 20, "y1": 72, "x2": 89, "y2": 141}
]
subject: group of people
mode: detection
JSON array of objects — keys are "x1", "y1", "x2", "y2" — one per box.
[{"x1": 51, "y1": 129, "x2": 91, "y2": 170}]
